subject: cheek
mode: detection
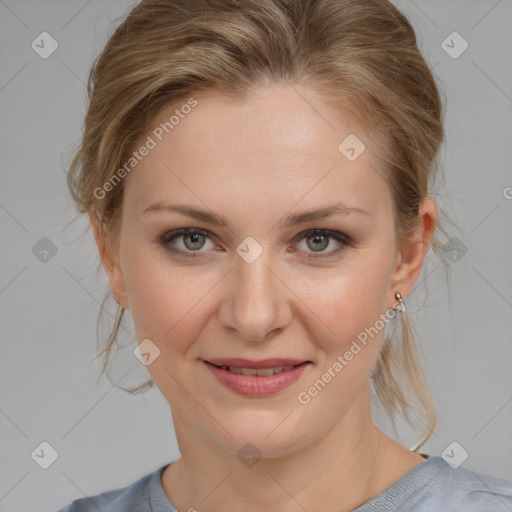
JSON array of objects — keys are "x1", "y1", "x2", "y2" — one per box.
[
  {"x1": 293, "y1": 260, "x2": 392, "y2": 421},
  {"x1": 120, "y1": 247, "x2": 215, "y2": 400},
  {"x1": 120, "y1": 237, "x2": 216, "y2": 355},
  {"x1": 301, "y1": 252, "x2": 392, "y2": 356}
]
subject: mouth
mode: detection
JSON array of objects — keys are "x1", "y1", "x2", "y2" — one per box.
[{"x1": 202, "y1": 358, "x2": 312, "y2": 397}]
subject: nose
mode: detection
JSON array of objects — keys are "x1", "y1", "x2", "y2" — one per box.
[{"x1": 218, "y1": 250, "x2": 293, "y2": 343}]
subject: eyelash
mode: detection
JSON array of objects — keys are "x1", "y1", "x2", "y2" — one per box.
[{"x1": 158, "y1": 228, "x2": 352, "y2": 260}]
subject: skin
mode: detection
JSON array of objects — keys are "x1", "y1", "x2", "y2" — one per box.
[{"x1": 90, "y1": 83, "x2": 437, "y2": 512}]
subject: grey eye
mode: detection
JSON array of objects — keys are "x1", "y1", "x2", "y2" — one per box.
[{"x1": 305, "y1": 233, "x2": 330, "y2": 252}]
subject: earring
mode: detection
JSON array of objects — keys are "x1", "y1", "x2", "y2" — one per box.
[{"x1": 394, "y1": 292, "x2": 406, "y2": 313}]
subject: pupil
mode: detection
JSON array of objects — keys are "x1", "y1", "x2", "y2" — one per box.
[
  {"x1": 308, "y1": 234, "x2": 328, "y2": 252},
  {"x1": 185, "y1": 233, "x2": 204, "y2": 250}
]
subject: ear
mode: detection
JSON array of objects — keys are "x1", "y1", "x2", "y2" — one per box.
[
  {"x1": 88, "y1": 209, "x2": 129, "y2": 309},
  {"x1": 389, "y1": 197, "x2": 437, "y2": 305}
]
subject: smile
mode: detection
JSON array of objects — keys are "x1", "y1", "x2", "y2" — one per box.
[
  {"x1": 203, "y1": 359, "x2": 311, "y2": 397},
  {"x1": 212, "y1": 364, "x2": 295, "y2": 376}
]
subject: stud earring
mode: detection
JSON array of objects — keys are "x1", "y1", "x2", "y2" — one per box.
[{"x1": 394, "y1": 292, "x2": 406, "y2": 313}]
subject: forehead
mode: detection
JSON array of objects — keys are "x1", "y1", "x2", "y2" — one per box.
[{"x1": 123, "y1": 84, "x2": 392, "y2": 221}]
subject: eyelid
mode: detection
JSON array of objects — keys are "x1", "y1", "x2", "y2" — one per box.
[
  {"x1": 291, "y1": 228, "x2": 350, "y2": 244},
  {"x1": 159, "y1": 227, "x2": 352, "y2": 260},
  {"x1": 291, "y1": 228, "x2": 351, "y2": 260}
]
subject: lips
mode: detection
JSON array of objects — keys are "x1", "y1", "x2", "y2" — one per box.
[
  {"x1": 203, "y1": 358, "x2": 312, "y2": 397},
  {"x1": 205, "y1": 358, "x2": 308, "y2": 369}
]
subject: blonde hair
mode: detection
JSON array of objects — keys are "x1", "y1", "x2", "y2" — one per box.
[{"x1": 67, "y1": 0, "x2": 453, "y2": 453}]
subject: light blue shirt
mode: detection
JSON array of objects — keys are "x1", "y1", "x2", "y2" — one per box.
[{"x1": 56, "y1": 455, "x2": 512, "y2": 511}]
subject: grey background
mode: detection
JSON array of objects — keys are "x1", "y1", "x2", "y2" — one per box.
[{"x1": 0, "y1": 0, "x2": 511, "y2": 510}]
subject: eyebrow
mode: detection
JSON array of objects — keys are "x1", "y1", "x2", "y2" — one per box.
[{"x1": 143, "y1": 201, "x2": 369, "y2": 229}]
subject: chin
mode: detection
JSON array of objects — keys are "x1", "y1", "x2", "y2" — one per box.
[{"x1": 207, "y1": 411, "x2": 315, "y2": 460}]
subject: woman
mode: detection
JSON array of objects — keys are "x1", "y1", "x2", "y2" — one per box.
[{"x1": 57, "y1": 0, "x2": 512, "y2": 510}]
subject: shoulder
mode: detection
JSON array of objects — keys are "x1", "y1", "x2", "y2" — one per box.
[
  {"x1": 55, "y1": 464, "x2": 171, "y2": 512},
  {"x1": 434, "y1": 456, "x2": 512, "y2": 510},
  {"x1": 355, "y1": 455, "x2": 512, "y2": 512},
  {"x1": 400, "y1": 455, "x2": 512, "y2": 511}
]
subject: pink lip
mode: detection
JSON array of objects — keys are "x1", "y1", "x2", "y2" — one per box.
[
  {"x1": 206, "y1": 358, "x2": 308, "y2": 369},
  {"x1": 203, "y1": 359, "x2": 311, "y2": 397}
]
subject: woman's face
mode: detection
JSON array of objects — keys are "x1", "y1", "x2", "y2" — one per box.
[{"x1": 97, "y1": 83, "x2": 432, "y2": 458}]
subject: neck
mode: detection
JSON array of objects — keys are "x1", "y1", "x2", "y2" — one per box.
[{"x1": 160, "y1": 384, "x2": 415, "y2": 512}]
